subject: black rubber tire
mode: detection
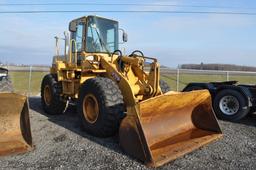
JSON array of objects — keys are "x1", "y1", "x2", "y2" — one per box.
[
  {"x1": 77, "y1": 77, "x2": 124, "y2": 137},
  {"x1": 213, "y1": 89, "x2": 250, "y2": 121},
  {"x1": 0, "y1": 76, "x2": 13, "y2": 92},
  {"x1": 160, "y1": 79, "x2": 170, "y2": 94},
  {"x1": 41, "y1": 74, "x2": 67, "y2": 115}
]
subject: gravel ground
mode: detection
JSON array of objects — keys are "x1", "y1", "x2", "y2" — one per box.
[{"x1": 1, "y1": 96, "x2": 256, "y2": 170}]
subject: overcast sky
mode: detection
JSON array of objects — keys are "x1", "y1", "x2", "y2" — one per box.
[{"x1": 0, "y1": 0, "x2": 256, "y2": 68}]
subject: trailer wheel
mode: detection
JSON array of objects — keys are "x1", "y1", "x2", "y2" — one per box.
[
  {"x1": 213, "y1": 89, "x2": 249, "y2": 121},
  {"x1": 160, "y1": 80, "x2": 170, "y2": 93},
  {"x1": 77, "y1": 77, "x2": 124, "y2": 137},
  {"x1": 41, "y1": 74, "x2": 67, "y2": 115}
]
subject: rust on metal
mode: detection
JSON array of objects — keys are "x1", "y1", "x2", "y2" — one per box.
[
  {"x1": 83, "y1": 94, "x2": 99, "y2": 124},
  {"x1": 119, "y1": 90, "x2": 222, "y2": 167},
  {"x1": 0, "y1": 93, "x2": 33, "y2": 156},
  {"x1": 44, "y1": 85, "x2": 52, "y2": 106}
]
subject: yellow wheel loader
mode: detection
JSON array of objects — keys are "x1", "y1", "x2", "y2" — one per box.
[
  {"x1": 0, "y1": 68, "x2": 32, "y2": 156},
  {"x1": 41, "y1": 15, "x2": 222, "y2": 167}
]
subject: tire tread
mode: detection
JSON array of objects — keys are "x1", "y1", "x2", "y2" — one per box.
[
  {"x1": 41, "y1": 74, "x2": 66, "y2": 115},
  {"x1": 78, "y1": 77, "x2": 124, "y2": 137}
]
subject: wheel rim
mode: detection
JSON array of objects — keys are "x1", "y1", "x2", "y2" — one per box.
[
  {"x1": 44, "y1": 85, "x2": 52, "y2": 106},
  {"x1": 83, "y1": 94, "x2": 99, "y2": 124},
  {"x1": 219, "y1": 95, "x2": 239, "y2": 116}
]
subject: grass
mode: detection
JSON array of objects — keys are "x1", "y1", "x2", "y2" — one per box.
[
  {"x1": 9, "y1": 71, "x2": 48, "y2": 95},
  {"x1": 7, "y1": 71, "x2": 256, "y2": 95}
]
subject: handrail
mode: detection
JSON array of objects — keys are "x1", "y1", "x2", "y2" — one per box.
[{"x1": 54, "y1": 35, "x2": 67, "y2": 63}]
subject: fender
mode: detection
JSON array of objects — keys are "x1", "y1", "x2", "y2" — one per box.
[
  {"x1": 183, "y1": 82, "x2": 216, "y2": 94},
  {"x1": 183, "y1": 82, "x2": 254, "y2": 107}
]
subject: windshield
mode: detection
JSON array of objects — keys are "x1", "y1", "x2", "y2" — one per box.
[{"x1": 86, "y1": 16, "x2": 118, "y2": 53}]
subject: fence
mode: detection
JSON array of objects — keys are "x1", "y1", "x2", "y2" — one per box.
[
  {"x1": 3, "y1": 65, "x2": 49, "y2": 96},
  {"x1": 161, "y1": 68, "x2": 256, "y2": 91},
  {"x1": 3, "y1": 65, "x2": 256, "y2": 95}
]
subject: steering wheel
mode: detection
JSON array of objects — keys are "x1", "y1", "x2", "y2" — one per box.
[{"x1": 130, "y1": 50, "x2": 144, "y2": 57}]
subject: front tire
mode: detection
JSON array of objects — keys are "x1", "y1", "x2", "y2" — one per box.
[
  {"x1": 77, "y1": 77, "x2": 124, "y2": 137},
  {"x1": 41, "y1": 74, "x2": 67, "y2": 115},
  {"x1": 213, "y1": 89, "x2": 250, "y2": 121}
]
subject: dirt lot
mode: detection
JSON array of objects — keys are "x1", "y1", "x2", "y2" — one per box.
[{"x1": 1, "y1": 96, "x2": 256, "y2": 170}]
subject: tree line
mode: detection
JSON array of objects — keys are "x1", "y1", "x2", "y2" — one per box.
[{"x1": 180, "y1": 63, "x2": 256, "y2": 72}]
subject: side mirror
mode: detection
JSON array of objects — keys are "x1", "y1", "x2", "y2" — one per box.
[
  {"x1": 123, "y1": 32, "x2": 128, "y2": 42},
  {"x1": 69, "y1": 21, "x2": 77, "y2": 32},
  {"x1": 119, "y1": 28, "x2": 128, "y2": 43}
]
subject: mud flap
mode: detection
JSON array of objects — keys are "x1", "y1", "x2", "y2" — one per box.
[
  {"x1": 119, "y1": 90, "x2": 222, "y2": 167},
  {"x1": 0, "y1": 93, "x2": 33, "y2": 156}
]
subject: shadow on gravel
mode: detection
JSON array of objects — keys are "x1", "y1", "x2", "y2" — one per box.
[
  {"x1": 234, "y1": 113, "x2": 256, "y2": 127},
  {"x1": 28, "y1": 96, "x2": 129, "y2": 157}
]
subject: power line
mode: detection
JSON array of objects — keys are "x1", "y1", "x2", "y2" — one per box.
[
  {"x1": 0, "y1": 10, "x2": 256, "y2": 15},
  {"x1": 0, "y1": 3, "x2": 255, "y2": 10}
]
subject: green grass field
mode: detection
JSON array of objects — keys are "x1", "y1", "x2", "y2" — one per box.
[
  {"x1": 9, "y1": 71, "x2": 48, "y2": 95},
  {"x1": 8, "y1": 71, "x2": 256, "y2": 95}
]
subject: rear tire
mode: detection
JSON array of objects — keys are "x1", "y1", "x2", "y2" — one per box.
[
  {"x1": 41, "y1": 74, "x2": 67, "y2": 115},
  {"x1": 213, "y1": 89, "x2": 249, "y2": 121},
  {"x1": 77, "y1": 77, "x2": 124, "y2": 137},
  {"x1": 0, "y1": 76, "x2": 13, "y2": 92},
  {"x1": 160, "y1": 79, "x2": 170, "y2": 94}
]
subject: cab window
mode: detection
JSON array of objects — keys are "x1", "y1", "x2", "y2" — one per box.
[{"x1": 76, "y1": 24, "x2": 84, "y2": 52}]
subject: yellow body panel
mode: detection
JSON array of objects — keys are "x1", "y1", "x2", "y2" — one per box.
[
  {"x1": 51, "y1": 52, "x2": 153, "y2": 102},
  {"x1": 48, "y1": 15, "x2": 222, "y2": 167}
]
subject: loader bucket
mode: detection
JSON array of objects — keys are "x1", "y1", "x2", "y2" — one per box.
[
  {"x1": 119, "y1": 90, "x2": 222, "y2": 167},
  {"x1": 0, "y1": 93, "x2": 32, "y2": 156}
]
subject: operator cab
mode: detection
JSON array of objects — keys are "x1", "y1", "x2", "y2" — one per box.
[
  {"x1": 69, "y1": 15, "x2": 120, "y2": 54},
  {"x1": 67, "y1": 15, "x2": 127, "y2": 65}
]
